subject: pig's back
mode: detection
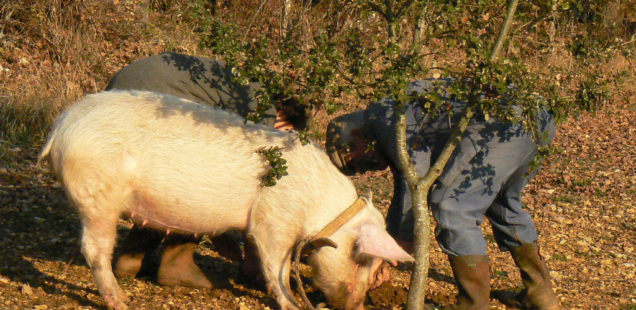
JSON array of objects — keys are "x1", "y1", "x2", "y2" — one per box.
[{"x1": 49, "y1": 90, "x2": 292, "y2": 233}]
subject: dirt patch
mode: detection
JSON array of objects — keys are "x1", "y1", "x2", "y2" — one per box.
[{"x1": 368, "y1": 282, "x2": 408, "y2": 308}]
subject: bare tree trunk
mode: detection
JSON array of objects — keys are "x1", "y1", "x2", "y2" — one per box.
[
  {"x1": 405, "y1": 185, "x2": 430, "y2": 310},
  {"x1": 490, "y1": 0, "x2": 519, "y2": 62},
  {"x1": 405, "y1": 107, "x2": 474, "y2": 310},
  {"x1": 411, "y1": 3, "x2": 427, "y2": 53},
  {"x1": 282, "y1": 0, "x2": 293, "y2": 39},
  {"x1": 548, "y1": 2, "x2": 558, "y2": 52},
  {"x1": 404, "y1": 1, "x2": 518, "y2": 309}
]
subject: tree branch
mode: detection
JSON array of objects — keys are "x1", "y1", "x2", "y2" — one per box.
[
  {"x1": 419, "y1": 107, "x2": 474, "y2": 184},
  {"x1": 410, "y1": 2, "x2": 427, "y2": 54},
  {"x1": 490, "y1": 0, "x2": 519, "y2": 62},
  {"x1": 395, "y1": 103, "x2": 420, "y2": 190}
]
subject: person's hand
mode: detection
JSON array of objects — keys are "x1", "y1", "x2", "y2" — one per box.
[{"x1": 274, "y1": 111, "x2": 294, "y2": 131}]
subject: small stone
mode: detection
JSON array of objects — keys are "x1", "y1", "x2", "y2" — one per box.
[{"x1": 21, "y1": 284, "x2": 33, "y2": 295}]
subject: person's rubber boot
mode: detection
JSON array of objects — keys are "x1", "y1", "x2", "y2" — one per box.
[
  {"x1": 445, "y1": 255, "x2": 490, "y2": 310},
  {"x1": 156, "y1": 234, "x2": 213, "y2": 288},
  {"x1": 510, "y1": 243, "x2": 560, "y2": 310},
  {"x1": 114, "y1": 225, "x2": 163, "y2": 278}
]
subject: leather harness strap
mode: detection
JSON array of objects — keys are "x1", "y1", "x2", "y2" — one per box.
[
  {"x1": 307, "y1": 197, "x2": 367, "y2": 249},
  {"x1": 292, "y1": 196, "x2": 368, "y2": 309}
]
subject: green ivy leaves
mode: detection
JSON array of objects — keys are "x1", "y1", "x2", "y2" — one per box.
[{"x1": 256, "y1": 146, "x2": 288, "y2": 187}]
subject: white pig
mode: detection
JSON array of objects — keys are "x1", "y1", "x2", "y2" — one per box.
[{"x1": 38, "y1": 90, "x2": 413, "y2": 310}]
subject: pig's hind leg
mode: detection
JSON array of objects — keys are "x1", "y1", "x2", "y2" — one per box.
[{"x1": 79, "y1": 208, "x2": 129, "y2": 310}]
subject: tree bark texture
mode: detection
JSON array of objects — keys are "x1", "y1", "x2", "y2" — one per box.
[
  {"x1": 490, "y1": 0, "x2": 519, "y2": 62},
  {"x1": 405, "y1": 107, "x2": 474, "y2": 310}
]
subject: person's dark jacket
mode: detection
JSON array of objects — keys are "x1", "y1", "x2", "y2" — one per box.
[{"x1": 106, "y1": 52, "x2": 278, "y2": 127}]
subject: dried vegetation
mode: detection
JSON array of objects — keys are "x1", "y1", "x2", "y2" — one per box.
[{"x1": 0, "y1": 0, "x2": 634, "y2": 309}]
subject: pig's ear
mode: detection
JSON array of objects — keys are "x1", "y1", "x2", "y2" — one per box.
[{"x1": 356, "y1": 223, "x2": 414, "y2": 262}]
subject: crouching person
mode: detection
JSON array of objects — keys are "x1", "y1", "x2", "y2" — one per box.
[
  {"x1": 106, "y1": 52, "x2": 308, "y2": 288},
  {"x1": 39, "y1": 90, "x2": 412, "y2": 310},
  {"x1": 326, "y1": 79, "x2": 560, "y2": 309}
]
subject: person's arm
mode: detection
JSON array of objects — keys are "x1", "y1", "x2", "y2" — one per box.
[
  {"x1": 385, "y1": 167, "x2": 410, "y2": 238},
  {"x1": 273, "y1": 110, "x2": 294, "y2": 131}
]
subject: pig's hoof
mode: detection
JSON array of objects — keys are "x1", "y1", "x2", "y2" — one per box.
[
  {"x1": 118, "y1": 288, "x2": 130, "y2": 303},
  {"x1": 104, "y1": 293, "x2": 128, "y2": 310}
]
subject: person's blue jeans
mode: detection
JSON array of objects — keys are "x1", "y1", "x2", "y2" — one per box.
[
  {"x1": 430, "y1": 135, "x2": 540, "y2": 256},
  {"x1": 386, "y1": 128, "x2": 547, "y2": 256}
]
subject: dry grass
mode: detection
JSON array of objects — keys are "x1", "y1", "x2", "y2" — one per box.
[
  {"x1": 1, "y1": 0, "x2": 633, "y2": 148},
  {"x1": 0, "y1": 0, "x2": 202, "y2": 146}
]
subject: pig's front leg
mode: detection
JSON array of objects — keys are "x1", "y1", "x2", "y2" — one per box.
[{"x1": 249, "y1": 231, "x2": 299, "y2": 310}]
